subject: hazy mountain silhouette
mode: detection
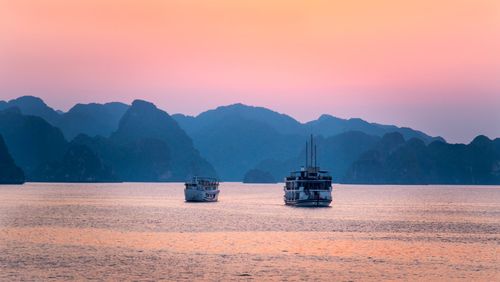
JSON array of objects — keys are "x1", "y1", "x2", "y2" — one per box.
[
  {"x1": 0, "y1": 96, "x2": 129, "y2": 141},
  {"x1": 0, "y1": 107, "x2": 67, "y2": 177},
  {"x1": 0, "y1": 97, "x2": 446, "y2": 145},
  {"x1": 1, "y1": 96, "x2": 497, "y2": 184},
  {"x1": 343, "y1": 133, "x2": 500, "y2": 184},
  {"x1": 0, "y1": 97, "x2": 445, "y2": 181},
  {"x1": 304, "y1": 114, "x2": 444, "y2": 143},
  {"x1": 0, "y1": 134, "x2": 25, "y2": 184},
  {"x1": 32, "y1": 144, "x2": 116, "y2": 182},
  {"x1": 72, "y1": 100, "x2": 216, "y2": 181},
  {"x1": 173, "y1": 103, "x2": 444, "y2": 180},
  {"x1": 175, "y1": 113, "x2": 303, "y2": 180},
  {"x1": 57, "y1": 102, "x2": 129, "y2": 140},
  {"x1": 174, "y1": 104, "x2": 309, "y2": 180},
  {"x1": 0, "y1": 96, "x2": 61, "y2": 125},
  {"x1": 72, "y1": 134, "x2": 173, "y2": 181},
  {"x1": 0, "y1": 107, "x2": 118, "y2": 182},
  {"x1": 0, "y1": 98, "x2": 212, "y2": 182},
  {"x1": 173, "y1": 103, "x2": 444, "y2": 142},
  {"x1": 174, "y1": 103, "x2": 302, "y2": 135}
]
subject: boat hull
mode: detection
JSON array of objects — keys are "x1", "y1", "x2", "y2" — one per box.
[
  {"x1": 284, "y1": 199, "x2": 332, "y2": 207},
  {"x1": 283, "y1": 189, "x2": 332, "y2": 207},
  {"x1": 184, "y1": 189, "x2": 219, "y2": 202}
]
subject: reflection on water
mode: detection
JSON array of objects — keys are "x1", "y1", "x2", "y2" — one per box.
[{"x1": 0, "y1": 183, "x2": 499, "y2": 280}]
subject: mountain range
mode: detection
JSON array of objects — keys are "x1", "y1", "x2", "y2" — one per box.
[
  {"x1": 172, "y1": 103, "x2": 443, "y2": 180},
  {"x1": 343, "y1": 133, "x2": 500, "y2": 184},
  {"x1": 0, "y1": 95, "x2": 498, "y2": 184},
  {"x1": 0, "y1": 96, "x2": 129, "y2": 140}
]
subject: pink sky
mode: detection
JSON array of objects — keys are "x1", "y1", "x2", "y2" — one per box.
[{"x1": 0, "y1": 0, "x2": 499, "y2": 143}]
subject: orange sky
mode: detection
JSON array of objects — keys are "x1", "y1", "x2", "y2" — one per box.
[{"x1": 0, "y1": 0, "x2": 499, "y2": 142}]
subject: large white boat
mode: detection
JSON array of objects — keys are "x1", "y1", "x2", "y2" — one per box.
[
  {"x1": 284, "y1": 135, "x2": 333, "y2": 207},
  {"x1": 184, "y1": 177, "x2": 220, "y2": 202}
]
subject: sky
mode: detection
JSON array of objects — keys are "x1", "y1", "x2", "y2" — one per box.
[{"x1": 0, "y1": 0, "x2": 499, "y2": 143}]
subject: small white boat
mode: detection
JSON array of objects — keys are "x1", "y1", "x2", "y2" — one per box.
[{"x1": 184, "y1": 177, "x2": 220, "y2": 202}]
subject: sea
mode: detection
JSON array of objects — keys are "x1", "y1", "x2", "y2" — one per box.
[{"x1": 0, "y1": 183, "x2": 498, "y2": 281}]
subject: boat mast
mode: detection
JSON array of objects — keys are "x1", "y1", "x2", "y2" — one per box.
[
  {"x1": 310, "y1": 134, "x2": 313, "y2": 168},
  {"x1": 305, "y1": 141, "x2": 308, "y2": 167},
  {"x1": 315, "y1": 144, "x2": 317, "y2": 168}
]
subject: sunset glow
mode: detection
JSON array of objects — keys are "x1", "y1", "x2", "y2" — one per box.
[{"x1": 1, "y1": 0, "x2": 499, "y2": 142}]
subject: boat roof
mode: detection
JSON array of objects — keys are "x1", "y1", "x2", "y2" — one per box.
[
  {"x1": 191, "y1": 176, "x2": 219, "y2": 181},
  {"x1": 291, "y1": 167, "x2": 329, "y2": 174}
]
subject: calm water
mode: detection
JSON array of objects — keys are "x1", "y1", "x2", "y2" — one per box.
[{"x1": 0, "y1": 183, "x2": 498, "y2": 281}]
